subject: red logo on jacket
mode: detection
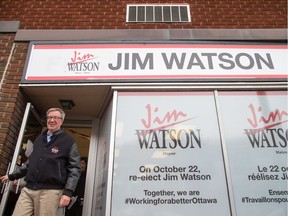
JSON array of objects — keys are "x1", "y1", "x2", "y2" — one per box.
[{"x1": 51, "y1": 146, "x2": 59, "y2": 154}]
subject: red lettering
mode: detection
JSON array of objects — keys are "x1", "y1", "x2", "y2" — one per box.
[
  {"x1": 141, "y1": 104, "x2": 187, "y2": 129},
  {"x1": 247, "y1": 104, "x2": 288, "y2": 128},
  {"x1": 70, "y1": 51, "x2": 95, "y2": 63}
]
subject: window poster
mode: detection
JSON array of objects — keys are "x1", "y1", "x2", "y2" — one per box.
[
  {"x1": 111, "y1": 92, "x2": 231, "y2": 216},
  {"x1": 218, "y1": 91, "x2": 288, "y2": 216}
]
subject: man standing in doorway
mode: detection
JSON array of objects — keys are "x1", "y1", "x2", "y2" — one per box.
[
  {"x1": 0, "y1": 108, "x2": 81, "y2": 216},
  {"x1": 66, "y1": 157, "x2": 88, "y2": 216}
]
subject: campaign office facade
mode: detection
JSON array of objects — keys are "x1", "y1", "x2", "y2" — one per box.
[{"x1": 0, "y1": 1, "x2": 287, "y2": 216}]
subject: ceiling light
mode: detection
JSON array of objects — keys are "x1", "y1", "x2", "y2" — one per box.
[{"x1": 59, "y1": 99, "x2": 75, "y2": 110}]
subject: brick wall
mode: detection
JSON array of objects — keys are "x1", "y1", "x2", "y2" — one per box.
[
  {"x1": 0, "y1": 0, "x2": 287, "y2": 29},
  {"x1": 0, "y1": 35, "x2": 28, "y2": 176}
]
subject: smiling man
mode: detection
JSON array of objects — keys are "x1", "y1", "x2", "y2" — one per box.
[{"x1": 0, "y1": 108, "x2": 81, "y2": 216}]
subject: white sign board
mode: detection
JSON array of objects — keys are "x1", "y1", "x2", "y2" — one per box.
[{"x1": 23, "y1": 44, "x2": 288, "y2": 81}]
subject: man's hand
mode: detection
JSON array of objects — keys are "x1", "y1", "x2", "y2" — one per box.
[
  {"x1": 0, "y1": 175, "x2": 9, "y2": 183},
  {"x1": 59, "y1": 195, "x2": 71, "y2": 207}
]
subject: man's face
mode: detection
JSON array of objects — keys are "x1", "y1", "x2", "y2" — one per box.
[
  {"x1": 46, "y1": 110, "x2": 63, "y2": 133},
  {"x1": 80, "y1": 160, "x2": 87, "y2": 172}
]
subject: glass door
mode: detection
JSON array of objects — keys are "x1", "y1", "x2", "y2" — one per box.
[{"x1": 0, "y1": 103, "x2": 43, "y2": 216}]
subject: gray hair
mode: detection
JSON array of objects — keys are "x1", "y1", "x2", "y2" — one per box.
[{"x1": 46, "y1": 108, "x2": 65, "y2": 120}]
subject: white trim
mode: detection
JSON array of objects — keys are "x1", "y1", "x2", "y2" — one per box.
[
  {"x1": 83, "y1": 118, "x2": 100, "y2": 216},
  {"x1": 0, "y1": 43, "x2": 15, "y2": 91},
  {"x1": 105, "y1": 91, "x2": 118, "y2": 216},
  {"x1": 214, "y1": 90, "x2": 237, "y2": 216}
]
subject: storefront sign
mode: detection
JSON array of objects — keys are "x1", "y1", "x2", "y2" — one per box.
[
  {"x1": 218, "y1": 91, "x2": 288, "y2": 216},
  {"x1": 22, "y1": 44, "x2": 287, "y2": 82},
  {"x1": 111, "y1": 92, "x2": 231, "y2": 216}
]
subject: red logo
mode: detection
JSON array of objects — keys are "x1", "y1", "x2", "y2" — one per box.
[
  {"x1": 141, "y1": 104, "x2": 196, "y2": 131},
  {"x1": 70, "y1": 51, "x2": 96, "y2": 63},
  {"x1": 136, "y1": 104, "x2": 201, "y2": 149},
  {"x1": 51, "y1": 146, "x2": 59, "y2": 154},
  {"x1": 245, "y1": 104, "x2": 288, "y2": 135}
]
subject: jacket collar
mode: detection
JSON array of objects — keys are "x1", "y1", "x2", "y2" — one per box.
[{"x1": 43, "y1": 128, "x2": 63, "y2": 136}]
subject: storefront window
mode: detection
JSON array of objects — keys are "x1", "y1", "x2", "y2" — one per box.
[
  {"x1": 218, "y1": 91, "x2": 288, "y2": 216},
  {"x1": 109, "y1": 90, "x2": 288, "y2": 216},
  {"x1": 111, "y1": 92, "x2": 231, "y2": 216}
]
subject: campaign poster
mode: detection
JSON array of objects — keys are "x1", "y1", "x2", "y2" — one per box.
[
  {"x1": 218, "y1": 91, "x2": 288, "y2": 216},
  {"x1": 110, "y1": 92, "x2": 231, "y2": 216}
]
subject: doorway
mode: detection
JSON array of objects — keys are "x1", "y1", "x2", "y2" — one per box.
[{"x1": 0, "y1": 103, "x2": 92, "y2": 216}]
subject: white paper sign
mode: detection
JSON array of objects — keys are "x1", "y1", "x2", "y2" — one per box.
[
  {"x1": 111, "y1": 92, "x2": 231, "y2": 216},
  {"x1": 218, "y1": 91, "x2": 288, "y2": 216}
]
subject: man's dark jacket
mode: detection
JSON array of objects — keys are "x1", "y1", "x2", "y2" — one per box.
[{"x1": 9, "y1": 129, "x2": 81, "y2": 197}]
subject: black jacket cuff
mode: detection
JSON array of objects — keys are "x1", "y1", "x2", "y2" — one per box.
[{"x1": 63, "y1": 188, "x2": 73, "y2": 197}]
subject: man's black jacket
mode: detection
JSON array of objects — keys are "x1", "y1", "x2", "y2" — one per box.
[{"x1": 9, "y1": 129, "x2": 81, "y2": 197}]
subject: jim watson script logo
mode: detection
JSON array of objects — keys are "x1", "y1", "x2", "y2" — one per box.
[
  {"x1": 67, "y1": 51, "x2": 100, "y2": 72},
  {"x1": 135, "y1": 104, "x2": 201, "y2": 149},
  {"x1": 244, "y1": 104, "x2": 288, "y2": 151}
]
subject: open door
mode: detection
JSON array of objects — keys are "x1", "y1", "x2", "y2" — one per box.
[{"x1": 0, "y1": 103, "x2": 43, "y2": 216}]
